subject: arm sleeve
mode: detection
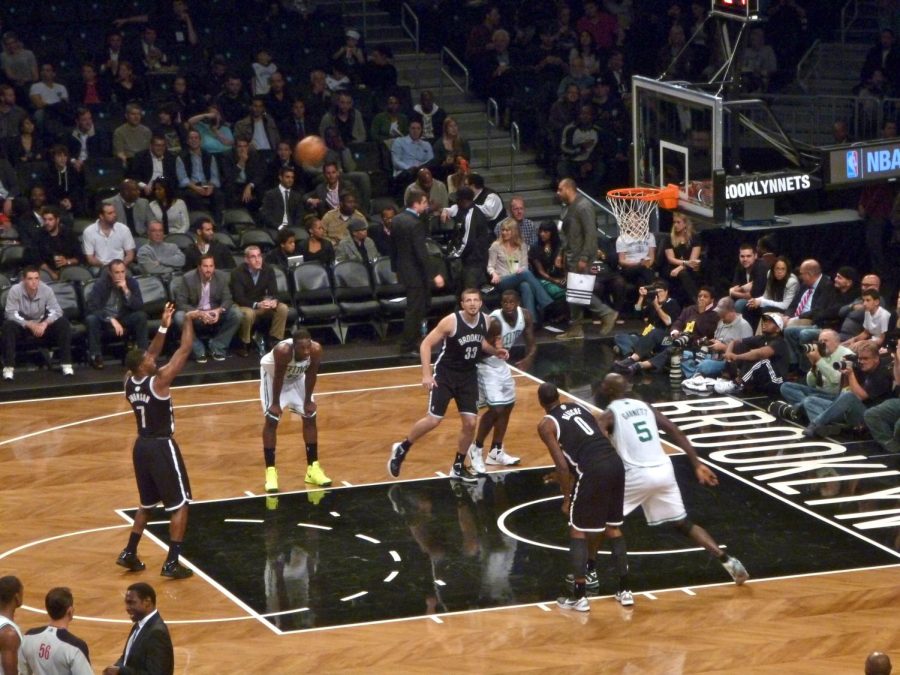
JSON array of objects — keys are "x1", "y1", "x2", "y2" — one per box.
[
  {"x1": 4, "y1": 285, "x2": 25, "y2": 326},
  {"x1": 478, "y1": 193, "x2": 504, "y2": 221}
]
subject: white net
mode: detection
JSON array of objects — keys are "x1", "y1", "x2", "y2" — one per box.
[{"x1": 606, "y1": 190, "x2": 660, "y2": 240}]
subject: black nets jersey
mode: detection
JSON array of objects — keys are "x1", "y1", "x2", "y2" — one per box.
[
  {"x1": 545, "y1": 402, "x2": 617, "y2": 468},
  {"x1": 434, "y1": 311, "x2": 488, "y2": 373},
  {"x1": 126, "y1": 375, "x2": 175, "y2": 438}
]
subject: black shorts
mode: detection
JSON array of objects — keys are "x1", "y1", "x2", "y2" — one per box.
[
  {"x1": 569, "y1": 453, "x2": 625, "y2": 532},
  {"x1": 133, "y1": 437, "x2": 192, "y2": 512},
  {"x1": 428, "y1": 367, "x2": 478, "y2": 417}
]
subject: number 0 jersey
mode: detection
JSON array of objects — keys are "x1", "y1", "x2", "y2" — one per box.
[
  {"x1": 544, "y1": 402, "x2": 617, "y2": 468},
  {"x1": 434, "y1": 311, "x2": 488, "y2": 373},
  {"x1": 606, "y1": 398, "x2": 667, "y2": 467},
  {"x1": 126, "y1": 375, "x2": 174, "y2": 438}
]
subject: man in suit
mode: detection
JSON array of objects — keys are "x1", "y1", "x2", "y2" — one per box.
[
  {"x1": 278, "y1": 98, "x2": 310, "y2": 145},
  {"x1": 233, "y1": 97, "x2": 281, "y2": 152},
  {"x1": 183, "y1": 217, "x2": 234, "y2": 271},
  {"x1": 66, "y1": 107, "x2": 112, "y2": 172},
  {"x1": 335, "y1": 217, "x2": 379, "y2": 266},
  {"x1": 259, "y1": 166, "x2": 304, "y2": 231},
  {"x1": 230, "y1": 245, "x2": 289, "y2": 357},
  {"x1": 304, "y1": 161, "x2": 344, "y2": 218},
  {"x1": 390, "y1": 187, "x2": 444, "y2": 357},
  {"x1": 103, "y1": 582, "x2": 174, "y2": 675},
  {"x1": 783, "y1": 258, "x2": 837, "y2": 370},
  {"x1": 103, "y1": 179, "x2": 152, "y2": 235},
  {"x1": 174, "y1": 254, "x2": 242, "y2": 362},
  {"x1": 129, "y1": 136, "x2": 178, "y2": 198},
  {"x1": 85, "y1": 259, "x2": 149, "y2": 369}
]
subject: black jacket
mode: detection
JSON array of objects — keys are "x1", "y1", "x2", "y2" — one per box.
[
  {"x1": 86, "y1": 272, "x2": 145, "y2": 319},
  {"x1": 259, "y1": 186, "x2": 305, "y2": 230},
  {"x1": 128, "y1": 149, "x2": 178, "y2": 188},
  {"x1": 115, "y1": 611, "x2": 174, "y2": 675},
  {"x1": 229, "y1": 263, "x2": 279, "y2": 307},
  {"x1": 390, "y1": 208, "x2": 433, "y2": 288},
  {"x1": 786, "y1": 274, "x2": 837, "y2": 324}
]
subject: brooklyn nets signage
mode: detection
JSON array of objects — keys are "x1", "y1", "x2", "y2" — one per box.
[
  {"x1": 724, "y1": 172, "x2": 813, "y2": 201},
  {"x1": 655, "y1": 397, "x2": 900, "y2": 548}
]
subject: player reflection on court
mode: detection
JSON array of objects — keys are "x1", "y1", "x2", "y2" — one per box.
[{"x1": 388, "y1": 477, "x2": 519, "y2": 612}]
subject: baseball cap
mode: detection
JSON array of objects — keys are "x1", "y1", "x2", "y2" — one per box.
[
  {"x1": 714, "y1": 297, "x2": 735, "y2": 314},
  {"x1": 347, "y1": 217, "x2": 368, "y2": 233},
  {"x1": 346, "y1": 29, "x2": 361, "y2": 40},
  {"x1": 762, "y1": 313, "x2": 784, "y2": 331}
]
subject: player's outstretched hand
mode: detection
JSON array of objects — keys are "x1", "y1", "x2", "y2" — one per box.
[
  {"x1": 695, "y1": 464, "x2": 718, "y2": 486},
  {"x1": 161, "y1": 302, "x2": 175, "y2": 328}
]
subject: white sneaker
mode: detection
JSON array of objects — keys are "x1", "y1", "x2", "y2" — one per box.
[
  {"x1": 557, "y1": 596, "x2": 590, "y2": 612},
  {"x1": 2, "y1": 367, "x2": 13, "y2": 381},
  {"x1": 61, "y1": 364, "x2": 74, "y2": 376},
  {"x1": 713, "y1": 378, "x2": 739, "y2": 395},
  {"x1": 681, "y1": 374, "x2": 708, "y2": 392},
  {"x1": 615, "y1": 590, "x2": 635, "y2": 607},
  {"x1": 466, "y1": 443, "x2": 486, "y2": 475},
  {"x1": 722, "y1": 557, "x2": 750, "y2": 585},
  {"x1": 486, "y1": 447, "x2": 521, "y2": 466}
]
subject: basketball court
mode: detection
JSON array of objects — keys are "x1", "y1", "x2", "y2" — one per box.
[{"x1": 2, "y1": 354, "x2": 899, "y2": 673}]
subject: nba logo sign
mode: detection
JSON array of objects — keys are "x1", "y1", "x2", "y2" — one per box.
[{"x1": 847, "y1": 150, "x2": 860, "y2": 179}]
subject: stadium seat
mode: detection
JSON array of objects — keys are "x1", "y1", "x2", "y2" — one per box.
[
  {"x1": 372, "y1": 257, "x2": 407, "y2": 334},
  {"x1": 332, "y1": 260, "x2": 382, "y2": 342},
  {"x1": 291, "y1": 262, "x2": 341, "y2": 343}
]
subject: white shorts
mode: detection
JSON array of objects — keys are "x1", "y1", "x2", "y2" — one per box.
[
  {"x1": 477, "y1": 362, "x2": 516, "y2": 407},
  {"x1": 260, "y1": 370, "x2": 314, "y2": 418},
  {"x1": 622, "y1": 461, "x2": 686, "y2": 526}
]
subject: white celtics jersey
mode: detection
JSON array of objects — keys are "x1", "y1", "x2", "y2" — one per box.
[
  {"x1": 607, "y1": 398, "x2": 668, "y2": 467},
  {"x1": 260, "y1": 339, "x2": 311, "y2": 382},
  {"x1": 482, "y1": 307, "x2": 524, "y2": 369}
]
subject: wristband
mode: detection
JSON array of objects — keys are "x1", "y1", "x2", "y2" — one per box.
[{"x1": 158, "y1": 326, "x2": 168, "y2": 334}]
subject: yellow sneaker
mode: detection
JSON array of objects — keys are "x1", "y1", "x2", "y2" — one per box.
[
  {"x1": 265, "y1": 495, "x2": 279, "y2": 511},
  {"x1": 265, "y1": 466, "x2": 279, "y2": 493},
  {"x1": 307, "y1": 489, "x2": 327, "y2": 505},
  {"x1": 305, "y1": 461, "x2": 332, "y2": 486}
]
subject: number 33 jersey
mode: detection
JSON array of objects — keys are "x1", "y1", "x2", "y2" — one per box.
[
  {"x1": 126, "y1": 375, "x2": 175, "y2": 437},
  {"x1": 606, "y1": 398, "x2": 667, "y2": 467},
  {"x1": 434, "y1": 311, "x2": 489, "y2": 373}
]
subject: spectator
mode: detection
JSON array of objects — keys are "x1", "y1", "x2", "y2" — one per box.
[
  {"x1": 265, "y1": 71, "x2": 295, "y2": 128},
  {"x1": 83, "y1": 203, "x2": 136, "y2": 267},
  {"x1": 72, "y1": 62, "x2": 111, "y2": 109},
  {"x1": 431, "y1": 117, "x2": 471, "y2": 182},
  {"x1": 251, "y1": 48, "x2": 278, "y2": 96},
  {"x1": 222, "y1": 138, "x2": 267, "y2": 209},
  {"x1": 557, "y1": 57, "x2": 594, "y2": 100},
  {"x1": 642, "y1": 287, "x2": 719, "y2": 372},
  {"x1": 103, "y1": 179, "x2": 152, "y2": 236},
  {"x1": 681, "y1": 296, "x2": 754, "y2": 384},
  {"x1": 446, "y1": 155, "x2": 469, "y2": 196},
  {"x1": 234, "y1": 97, "x2": 280, "y2": 151},
  {"x1": 46, "y1": 144, "x2": 86, "y2": 217},
  {"x1": 860, "y1": 29, "x2": 900, "y2": 91},
  {"x1": 20, "y1": 587, "x2": 92, "y2": 675},
  {"x1": 662, "y1": 212, "x2": 702, "y2": 304},
  {"x1": 0, "y1": 84, "x2": 27, "y2": 146},
  {"x1": 616, "y1": 226, "x2": 657, "y2": 296},
  {"x1": 370, "y1": 94, "x2": 409, "y2": 145},
  {"x1": 230, "y1": 245, "x2": 289, "y2": 357},
  {"x1": 28, "y1": 63, "x2": 69, "y2": 131},
  {"x1": 714, "y1": 312, "x2": 790, "y2": 396},
  {"x1": 369, "y1": 204, "x2": 395, "y2": 256},
  {"x1": 411, "y1": 91, "x2": 446, "y2": 143},
  {"x1": 783, "y1": 259, "x2": 837, "y2": 370},
  {"x1": 558, "y1": 104, "x2": 601, "y2": 185},
  {"x1": 728, "y1": 242, "x2": 769, "y2": 329},
  {"x1": 746, "y1": 255, "x2": 799, "y2": 317},
  {"x1": 85, "y1": 260, "x2": 149, "y2": 369},
  {"x1": 738, "y1": 27, "x2": 777, "y2": 93},
  {"x1": 260, "y1": 166, "x2": 305, "y2": 230},
  {"x1": 3, "y1": 267, "x2": 74, "y2": 380},
  {"x1": 864, "y1": 342, "x2": 900, "y2": 454},
  {"x1": 102, "y1": 583, "x2": 174, "y2": 675},
  {"x1": 14, "y1": 186, "x2": 50, "y2": 247},
  {"x1": 215, "y1": 73, "x2": 250, "y2": 126},
  {"x1": 446, "y1": 187, "x2": 491, "y2": 289},
  {"x1": 363, "y1": 45, "x2": 398, "y2": 93},
  {"x1": 474, "y1": 29, "x2": 519, "y2": 116},
  {"x1": 151, "y1": 107, "x2": 185, "y2": 153},
  {"x1": 2, "y1": 32, "x2": 38, "y2": 92},
  {"x1": 390, "y1": 119, "x2": 434, "y2": 182},
  {"x1": 97, "y1": 30, "x2": 125, "y2": 80},
  {"x1": 304, "y1": 161, "x2": 343, "y2": 217},
  {"x1": 148, "y1": 179, "x2": 190, "y2": 235},
  {"x1": 298, "y1": 217, "x2": 335, "y2": 267},
  {"x1": 495, "y1": 195, "x2": 537, "y2": 248},
  {"x1": 279, "y1": 99, "x2": 311, "y2": 145},
  {"x1": 174, "y1": 254, "x2": 242, "y2": 361},
  {"x1": 111, "y1": 61, "x2": 147, "y2": 107},
  {"x1": 176, "y1": 129, "x2": 225, "y2": 222},
  {"x1": 769, "y1": 329, "x2": 854, "y2": 422},
  {"x1": 36, "y1": 206, "x2": 83, "y2": 280},
  {"x1": 314, "y1": 128, "x2": 371, "y2": 211},
  {"x1": 187, "y1": 104, "x2": 234, "y2": 155},
  {"x1": 183, "y1": 216, "x2": 234, "y2": 270},
  {"x1": 265, "y1": 228, "x2": 297, "y2": 270},
  {"x1": 466, "y1": 6, "x2": 503, "y2": 62},
  {"x1": 488, "y1": 219, "x2": 556, "y2": 325},
  {"x1": 529, "y1": 221, "x2": 568, "y2": 301},
  {"x1": 167, "y1": 74, "x2": 202, "y2": 121},
  {"x1": 138, "y1": 219, "x2": 186, "y2": 276},
  {"x1": 570, "y1": 30, "x2": 603, "y2": 76},
  {"x1": 613, "y1": 281, "x2": 682, "y2": 376},
  {"x1": 133, "y1": 25, "x2": 169, "y2": 74},
  {"x1": 301, "y1": 69, "x2": 331, "y2": 133},
  {"x1": 462, "y1": 173, "x2": 507, "y2": 232},
  {"x1": 130, "y1": 136, "x2": 178, "y2": 198},
  {"x1": 843, "y1": 289, "x2": 892, "y2": 350},
  {"x1": 9, "y1": 116, "x2": 44, "y2": 165},
  {"x1": 318, "y1": 91, "x2": 366, "y2": 145},
  {"x1": 67, "y1": 108, "x2": 111, "y2": 170},
  {"x1": 404, "y1": 167, "x2": 448, "y2": 214},
  {"x1": 335, "y1": 217, "x2": 379, "y2": 266},
  {"x1": 577, "y1": 0, "x2": 620, "y2": 52},
  {"x1": 321, "y1": 190, "x2": 366, "y2": 245},
  {"x1": 113, "y1": 104, "x2": 152, "y2": 165}
]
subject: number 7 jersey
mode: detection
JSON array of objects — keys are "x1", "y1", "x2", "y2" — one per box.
[
  {"x1": 606, "y1": 398, "x2": 667, "y2": 467},
  {"x1": 126, "y1": 375, "x2": 175, "y2": 437}
]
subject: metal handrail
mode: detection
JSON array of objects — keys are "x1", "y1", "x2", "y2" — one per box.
[
  {"x1": 439, "y1": 47, "x2": 469, "y2": 101},
  {"x1": 794, "y1": 38, "x2": 821, "y2": 93},
  {"x1": 485, "y1": 98, "x2": 499, "y2": 168},
  {"x1": 509, "y1": 122, "x2": 520, "y2": 191},
  {"x1": 839, "y1": 0, "x2": 859, "y2": 45},
  {"x1": 400, "y1": 3, "x2": 420, "y2": 88},
  {"x1": 576, "y1": 188, "x2": 616, "y2": 234}
]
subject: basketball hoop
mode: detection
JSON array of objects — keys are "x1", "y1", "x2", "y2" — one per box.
[{"x1": 606, "y1": 184, "x2": 679, "y2": 239}]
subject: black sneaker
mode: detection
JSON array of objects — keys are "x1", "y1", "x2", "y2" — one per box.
[
  {"x1": 116, "y1": 549, "x2": 145, "y2": 572},
  {"x1": 160, "y1": 560, "x2": 193, "y2": 579},
  {"x1": 387, "y1": 442, "x2": 406, "y2": 478}
]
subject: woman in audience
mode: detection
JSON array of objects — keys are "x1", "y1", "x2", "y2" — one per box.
[
  {"x1": 298, "y1": 217, "x2": 335, "y2": 268},
  {"x1": 663, "y1": 212, "x2": 702, "y2": 304},
  {"x1": 529, "y1": 221, "x2": 568, "y2": 301},
  {"x1": 187, "y1": 103, "x2": 234, "y2": 154},
  {"x1": 148, "y1": 178, "x2": 190, "y2": 234},
  {"x1": 168, "y1": 74, "x2": 202, "y2": 120},
  {"x1": 570, "y1": 30, "x2": 602, "y2": 77},
  {"x1": 487, "y1": 220, "x2": 555, "y2": 324},
  {"x1": 112, "y1": 60, "x2": 146, "y2": 106},
  {"x1": 746, "y1": 255, "x2": 799, "y2": 314},
  {"x1": 9, "y1": 116, "x2": 44, "y2": 164},
  {"x1": 446, "y1": 155, "x2": 470, "y2": 197},
  {"x1": 432, "y1": 117, "x2": 471, "y2": 181}
]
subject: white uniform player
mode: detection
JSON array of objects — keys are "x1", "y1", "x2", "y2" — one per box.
[
  {"x1": 477, "y1": 306, "x2": 524, "y2": 407},
  {"x1": 260, "y1": 339, "x2": 313, "y2": 416}
]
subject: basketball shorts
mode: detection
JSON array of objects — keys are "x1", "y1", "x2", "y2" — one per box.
[
  {"x1": 260, "y1": 370, "x2": 315, "y2": 418},
  {"x1": 477, "y1": 362, "x2": 516, "y2": 407},
  {"x1": 622, "y1": 461, "x2": 687, "y2": 526},
  {"x1": 428, "y1": 367, "x2": 478, "y2": 417},
  {"x1": 133, "y1": 437, "x2": 192, "y2": 512},
  {"x1": 568, "y1": 453, "x2": 625, "y2": 532}
]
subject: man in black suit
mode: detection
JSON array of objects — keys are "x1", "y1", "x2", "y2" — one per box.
[
  {"x1": 259, "y1": 166, "x2": 305, "y2": 231},
  {"x1": 174, "y1": 253, "x2": 242, "y2": 362},
  {"x1": 390, "y1": 187, "x2": 444, "y2": 356},
  {"x1": 783, "y1": 258, "x2": 837, "y2": 370},
  {"x1": 103, "y1": 582, "x2": 174, "y2": 675},
  {"x1": 304, "y1": 161, "x2": 345, "y2": 218},
  {"x1": 278, "y1": 98, "x2": 310, "y2": 145},
  {"x1": 129, "y1": 136, "x2": 178, "y2": 198},
  {"x1": 67, "y1": 108, "x2": 112, "y2": 171},
  {"x1": 230, "y1": 245, "x2": 289, "y2": 357}
]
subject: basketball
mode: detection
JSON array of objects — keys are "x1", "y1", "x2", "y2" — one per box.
[{"x1": 294, "y1": 135, "x2": 328, "y2": 167}]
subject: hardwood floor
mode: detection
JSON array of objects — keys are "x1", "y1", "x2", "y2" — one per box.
[{"x1": 1, "y1": 365, "x2": 897, "y2": 674}]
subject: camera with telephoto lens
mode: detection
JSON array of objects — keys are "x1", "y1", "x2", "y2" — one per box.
[
  {"x1": 833, "y1": 353, "x2": 859, "y2": 370},
  {"x1": 670, "y1": 333, "x2": 693, "y2": 351},
  {"x1": 641, "y1": 283, "x2": 664, "y2": 294},
  {"x1": 801, "y1": 343, "x2": 818, "y2": 354}
]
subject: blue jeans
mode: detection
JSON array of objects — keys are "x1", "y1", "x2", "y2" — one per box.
[
  {"x1": 680, "y1": 354, "x2": 726, "y2": 378},
  {"x1": 175, "y1": 307, "x2": 242, "y2": 357},
  {"x1": 496, "y1": 271, "x2": 554, "y2": 322},
  {"x1": 805, "y1": 391, "x2": 866, "y2": 431},
  {"x1": 614, "y1": 327, "x2": 664, "y2": 359},
  {"x1": 864, "y1": 398, "x2": 900, "y2": 453},
  {"x1": 614, "y1": 333, "x2": 640, "y2": 356}
]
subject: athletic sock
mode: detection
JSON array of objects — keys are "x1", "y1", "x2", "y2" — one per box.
[
  {"x1": 569, "y1": 537, "x2": 588, "y2": 587},
  {"x1": 166, "y1": 540, "x2": 183, "y2": 565},
  {"x1": 125, "y1": 531, "x2": 141, "y2": 554},
  {"x1": 491, "y1": 441, "x2": 502, "y2": 451},
  {"x1": 399, "y1": 439, "x2": 412, "y2": 454},
  {"x1": 454, "y1": 453, "x2": 466, "y2": 467},
  {"x1": 264, "y1": 447, "x2": 276, "y2": 468},
  {"x1": 306, "y1": 443, "x2": 318, "y2": 464},
  {"x1": 474, "y1": 441, "x2": 484, "y2": 450}
]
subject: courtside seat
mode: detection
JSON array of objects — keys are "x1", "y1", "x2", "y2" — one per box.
[{"x1": 291, "y1": 262, "x2": 341, "y2": 343}]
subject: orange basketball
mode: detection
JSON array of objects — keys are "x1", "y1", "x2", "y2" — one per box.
[{"x1": 294, "y1": 135, "x2": 328, "y2": 167}]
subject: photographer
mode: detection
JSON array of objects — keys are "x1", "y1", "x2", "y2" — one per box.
[
  {"x1": 800, "y1": 341, "x2": 893, "y2": 438},
  {"x1": 712, "y1": 312, "x2": 789, "y2": 396},
  {"x1": 682, "y1": 297, "x2": 753, "y2": 388},
  {"x1": 863, "y1": 341, "x2": 900, "y2": 453},
  {"x1": 612, "y1": 281, "x2": 680, "y2": 375},
  {"x1": 768, "y1": 329, "x2": 853, "y2": 422},
  {"x1": 639, "y1": 287, "x2": 718, "y2": 373}
]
